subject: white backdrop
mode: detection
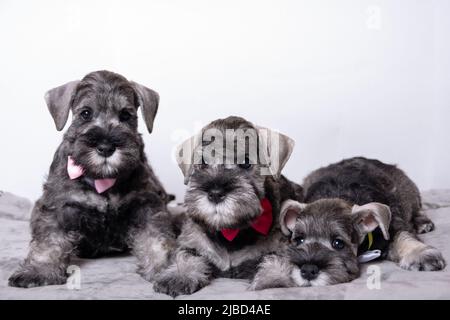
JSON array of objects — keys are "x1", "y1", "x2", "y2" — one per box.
[{"x1": 0, "y1": 0, "x2": 449, "y2": 202}]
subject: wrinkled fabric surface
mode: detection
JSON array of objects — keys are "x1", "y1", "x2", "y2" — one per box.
[{"x1": 1, "y1": 190, "x2": 449, "y2": 300}]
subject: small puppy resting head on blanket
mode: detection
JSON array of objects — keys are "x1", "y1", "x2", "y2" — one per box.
[
  {"x1": 251, "y1": 157, "x2": 445, "y2": 290},
  {"x1": 279, "y1": 198, "x2": 391, "y2": 286}
]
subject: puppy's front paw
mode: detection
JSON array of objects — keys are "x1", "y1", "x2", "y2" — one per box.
[
  {"x1": 399, "y1": 246, "x2": 446, "y2": 271},
  {"x1": 416, "y1": 221, "x2": 435, "y2": 234},
  {"x1": 8, "y1": 267, "x2": 67, "y2": 288},
  {"x1": 153, "y1": 271, "x2": 208, "y2": 297},
  {"x1": 249, "y1": 279, "x2": 273, "y2": 291},
  {"x1": 249, "y1": 275, "x2": 293, "y2": 291},
  {"x1": 414, "y1": 216, "x2": 435, "y2": 234}
]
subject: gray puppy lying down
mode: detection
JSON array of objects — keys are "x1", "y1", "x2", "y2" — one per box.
[{"x1": 250, "y1": 157, "x2": 446, "y2": 289}]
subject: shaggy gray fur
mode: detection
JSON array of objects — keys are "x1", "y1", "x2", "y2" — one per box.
[
  {"x1": 252, "y1": 157, "x2": 446, "y2": 289},
  {"x1": 8, "y1": 70, "x2": 175, "y2": 288},
  {"x1": 153, "y1": 116, "x2": 303, "y2": 296}
]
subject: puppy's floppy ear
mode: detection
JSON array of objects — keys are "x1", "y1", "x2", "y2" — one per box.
[
  {"x1": 44, "y1": 80, "x2": 80, "y2": 131},
  {"x1": 279, "y1": 200, "x2": 307, "y2": 236},
  {"x1": 131, "y1": 81, "x2": 159, "y2": 133},
  {"x1": 352, "y1": 203, "x2": 392, "y2": 241},
  {"x1": 257, "y1": 126, "x2": 295, "y2": 178},
  {"x1": 176, "y1": 133, "x2": 202, "y2": 185}
]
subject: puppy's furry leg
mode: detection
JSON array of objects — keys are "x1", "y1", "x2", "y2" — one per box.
[
  {"x1": 388, "y1": 231, "x2": 446, "y2": 271},
  {"x1": 130, "y1": 211, "x2": 176, "y2": 282},
  {"x1": 9, "y1": 232, "x2": 74, "y2": 288},
  {"x1": 132, "y1": 227, "x2": 174, "y2": 281},
  {"x1": 249, "y1": 254, "x2": 295, "y2": 290},
  {"x1": 153, "y1": 249, "x2": 211, "y2": 297}
]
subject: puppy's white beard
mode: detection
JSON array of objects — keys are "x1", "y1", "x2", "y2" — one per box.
[
  {"x1": 290, "y1": 266, "x2": 331, "y2": 287},
  {"x1": 195, "y1": 196, "x2": 241, "y2": 229},
  {"x1": 87, "y1": 150, "x2": 122, "y2": 177},
  {"x1": 291, "y1": 266, "x2": 310, "y2": 287},
  {"x1": 310, "y1": 272, "x2": 331, "y2": 286},
  {"x1": 195, "y1": 197, "x2": 217, "y2": 216}
]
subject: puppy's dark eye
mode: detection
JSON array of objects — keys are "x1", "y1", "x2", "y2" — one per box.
[
  {"x1": 80, "y1": 108, "x2": 92, "y2": 121},
  {"x1": 238, "y1": 157, "x2": 252, "y2": 169},
  {"x1": 294, "y1": 236, "x2": 305, "y2": 246},
  {"x1": 119, "y1": 109, "x2": 132, "y2": 122},
  {"x1": 332, "y1": 238, "x2": 345, "y2": 250}
]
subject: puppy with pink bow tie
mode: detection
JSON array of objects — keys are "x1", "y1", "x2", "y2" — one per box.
[{"x1": 9, "y1": 70, "x2": 175, "y2": 288}]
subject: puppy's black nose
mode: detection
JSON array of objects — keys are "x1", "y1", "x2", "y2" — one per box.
[
  {"x1": 207, "y1": 189, "x2": 226, "y2": 204},
  {"x1": 96, "y1": 144, "x2": 116, "y2": 158},
  {"x1": 300, "y1": 264, "x2": 319, "y2": 281}
]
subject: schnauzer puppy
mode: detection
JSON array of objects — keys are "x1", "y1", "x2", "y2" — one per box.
[
  {"x1": 152, "y1": 116, "x2": 303, "y2": 296},
  {"x1": 9, "y1": 70, "x2": 175, "y2": 288},
  {"x1": 251, "y1": 157, "x2": 446, "y2": 289}
]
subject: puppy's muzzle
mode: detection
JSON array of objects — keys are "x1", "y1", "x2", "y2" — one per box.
[
  {"x1": 300, "y1": 264, "x2": 319, "y2": 281},
  {"x1": 289, "y1": 243, "x2": 329, "y2": 280},
  {"x1": 96, "y1": 142, "x2": 116, "y2": 158},
  {"x1": 207, "y1": 188, "x2": 226, "y2": 204},
  {"x1": 82, "y1": 126, "x2": 123, "y2": 158}
]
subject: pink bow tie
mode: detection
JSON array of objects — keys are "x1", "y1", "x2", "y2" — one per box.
[{"x1": 67, "y1": 156, "x2": 116, "y2": 194}]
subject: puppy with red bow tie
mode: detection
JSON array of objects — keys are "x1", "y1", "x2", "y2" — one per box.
[{"x1": 153, "y1": 116, "x2": 303, "y2": 297}]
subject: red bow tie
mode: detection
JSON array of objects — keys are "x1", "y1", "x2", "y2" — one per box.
[{"x1": 221, "y1": 198, "x2": 273, "y2": 241}]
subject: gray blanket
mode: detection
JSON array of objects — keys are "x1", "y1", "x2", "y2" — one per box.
[{"x1": 1, "y1": 190, "x2": 449, "y2": 300}]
